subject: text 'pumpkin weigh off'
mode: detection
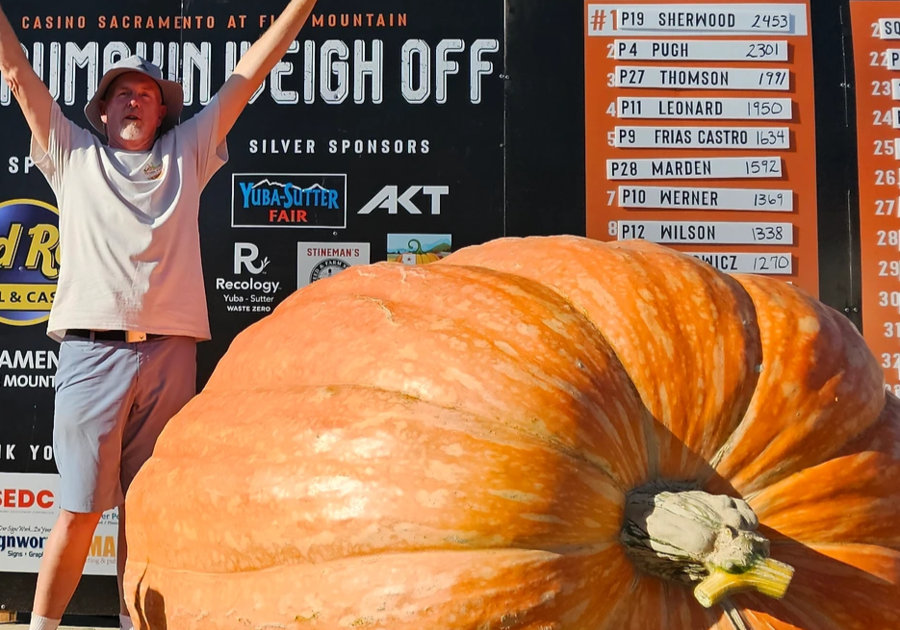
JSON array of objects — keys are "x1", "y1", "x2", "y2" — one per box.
[{"x1": 124, "y1": 236, "x2": 900, "y2": 630}]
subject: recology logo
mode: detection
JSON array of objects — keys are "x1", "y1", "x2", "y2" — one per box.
[
  {"x1": 0, "y1": 199, "x2": 60, "y2": 326},
  {"x1": 231, "y1": 174, "x2": 348, "y2": 229}
]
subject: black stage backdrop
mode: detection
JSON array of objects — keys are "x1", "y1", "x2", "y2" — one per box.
[{"x1": 0, "y1": 0, "x2": 503, "y2": 610}]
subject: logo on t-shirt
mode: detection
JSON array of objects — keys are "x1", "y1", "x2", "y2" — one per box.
[
  {"x1": 231, "y1": 174, "x2": 347, "y2": 229},
  {"x1": 142, "y1": 161, "x2": 164, "y2": 180},
  {"x1": 0, "y1": 199, "x2": 59, "y2": 327}
]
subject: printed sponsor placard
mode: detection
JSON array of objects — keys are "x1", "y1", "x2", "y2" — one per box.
[
  {"x1": 0, "y1": 473, "x2": 118, "y2": 575},
  {"x1": 231, "y1": 173, "x2": 348, "y2": 229},
  {"x1": 297, "y1": 242, "x2": 371, "y2": 288}
]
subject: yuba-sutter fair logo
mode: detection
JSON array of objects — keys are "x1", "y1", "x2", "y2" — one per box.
[
  {"x1": 0, "y1": 200, "x2": 60, "y2": 326},
  {"x1": 231, "y1": 174, "x2": 347, "y2": 229}
]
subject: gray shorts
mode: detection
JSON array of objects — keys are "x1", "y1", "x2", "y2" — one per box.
[{"x1": 53, "y1": 334, "x2": 197, "y2": 513}]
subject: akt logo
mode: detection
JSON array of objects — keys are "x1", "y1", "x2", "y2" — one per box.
[
  {"x1": 231, "y1": 174, "x2": 347, "y2": 229},
  {"x1": 234, "y1": 243, "x2": 271, "y2": 275},
  {"x1": 0, "y1": 199, "x2": 60, "y2": 326},
  {"x1": 358, "y1": 185, "x2": 449, "y2": 215}
]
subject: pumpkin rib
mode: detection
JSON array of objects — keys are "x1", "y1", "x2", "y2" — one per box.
[
  {"x1": 183, "y1": 382, "x2": 631, "y2": 492},
  {"x1": 740, "y1": 542, "x2": 900, "y2": 630},
  {"x1": 440, "y1": 236, "x2": 762, "y2": 483},
  {"x1": 747, "y1": 394, "x2": 900, "y2": 550},
  {"x1": 206, "y1": 261, "x2": 653, "y2": 488},
  {"x1": 708, "y1": 274, "x2": 885, "y2": 497},
  {"x1": 125, "y1": 544, "x2": 636, "y2": 629},
  {"x1": 439, "y1": 259, "x2": 663, "y2": 485},
  {"x1": 130, "y1": 386, "x2": 627, "y2": 574}
]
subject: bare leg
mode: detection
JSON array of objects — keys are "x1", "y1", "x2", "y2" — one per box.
[{"x1": 32, "y1": 510, "x2": 103, "y2": 619}]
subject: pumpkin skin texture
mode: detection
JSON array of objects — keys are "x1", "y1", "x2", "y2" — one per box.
[{"x1": 123, "y1": 236, "x2": 899, "y2": 630}]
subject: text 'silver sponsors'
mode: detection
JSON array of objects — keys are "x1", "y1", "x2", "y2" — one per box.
[
  {"x1": 584, "y1": 1, "x2": 820, "y2": 294},
  {"x1": 850, "y1": 2, "x2": 900, "y2": 396}
]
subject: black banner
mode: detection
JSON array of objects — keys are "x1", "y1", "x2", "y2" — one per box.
[{"x1": 0, "y1": 0, "x2": 504, "y2": 584}]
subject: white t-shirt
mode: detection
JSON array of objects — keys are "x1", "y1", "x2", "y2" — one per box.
[{"x1": 31, "y1": 97, "x2": 228, "y2": 342}]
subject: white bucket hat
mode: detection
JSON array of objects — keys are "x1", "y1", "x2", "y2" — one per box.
[{"x1": 84, "y1": 55, "x2": 183, "y2": 137}]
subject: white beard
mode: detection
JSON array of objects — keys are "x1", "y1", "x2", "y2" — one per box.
[{"x1": 119, "y1": 120, "x2": 145, "y2": 141}]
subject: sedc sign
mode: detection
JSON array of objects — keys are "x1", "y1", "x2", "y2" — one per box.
[{"x1": 0, "y1": 487, "x2": 54, "y2": 509}]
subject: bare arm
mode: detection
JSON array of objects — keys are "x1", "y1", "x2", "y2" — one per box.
[
  {"x1": 0, "y1": 2, "x2": 53, "y2": 154},
  {"x1": 214, "y1": 0, "x2": 319, "y2": 144}
]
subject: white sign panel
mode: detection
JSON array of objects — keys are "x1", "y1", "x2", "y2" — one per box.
[
  {"x1": 617, "y1": 97, "x2": 793, "y2": 120},
  {"x1": 878, "y1": 18, "x2": 900, "y2": 40},
  {"x1": 613, "y1": 39, "x2": 789, "y2": 61},
  {"x1": 886, "y1": 50, "x2": 900, "y2": 71},
  {"x1": 686, "y1": 252, "x2": 793, "y2": 274},
  {"x1": 607, "y1": 157, "x2": 783, "y2": 180},
  {"x1": 614, "y1": 126, "x2": 790, "y2": 149},
  {"x1": 616, "y1": 66, "x2": 790, "y2": 90},
  {"x1": 617, "y1": 221, "x2": 794, "y2": 244},
  {"x1": 297, "y1": 242, "x2": 371, "y2": 289},
  {"x1": 0, "y1": 473, "x2": 118, "y2": 575},
  {"x1": 617, "y1": 9, "x2": 791, "y2": 33},
  {"x1": 587, "y1": 4, "x2": 809, "y2": 37},
  {"x1": 618, "y1": 186, "x2": 793, "y2": 211}
]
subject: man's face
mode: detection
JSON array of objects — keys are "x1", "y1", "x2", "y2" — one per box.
[{"x1": 99, "y1": 73, "x2": 167, "y2": 148}]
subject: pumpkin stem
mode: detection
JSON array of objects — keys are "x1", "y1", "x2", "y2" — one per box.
[
  {"x1": 694, "y1": 557, "x2": 794, "y2": 608},
  {"x1": 619, "y1": 483, "x2": 794, "y2": 609}
]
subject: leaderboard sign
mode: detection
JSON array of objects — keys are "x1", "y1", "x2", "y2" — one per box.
[
  {"x1": 850, "y1": 1, "x2": 900, "y2": 396},
  {"x1": 584, "y1": 1, "x2": 818, "y2": 294}
]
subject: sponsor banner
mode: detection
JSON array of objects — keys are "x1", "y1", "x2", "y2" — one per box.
[
  {"x1": 0, "y1": 4, "x2": 505, "y2": 594},
  {"x1": 0, "y1": 473, "x2": 118, "y2": 575},
  {"x1": 297, "y1": 242, "x2": 371, "y2": 288}
]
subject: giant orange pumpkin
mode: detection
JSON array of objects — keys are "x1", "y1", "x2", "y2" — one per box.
[{"x1": 124, "y1": 236, "x2": 900, "y2": 629}]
